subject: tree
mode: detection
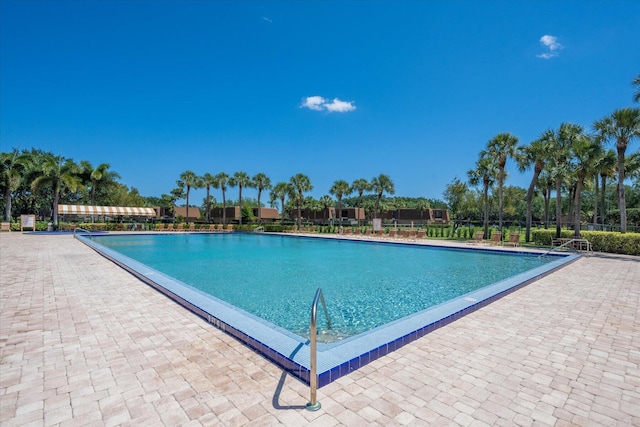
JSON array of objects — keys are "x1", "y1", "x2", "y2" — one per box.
[
  {"x1": 0, "y1": 148, "x2": 26, "y2": 221},
  {"x1": 569, "y1": 134, "x2": 602, "y2": 237},
  {"x1": 351, "y1": 178, "x2": 371, "y2": 225},
  {"x1": 289, "y1": 174, "x2": 313, "y2": 228},
  {"x1": 201, "y1": 172, "x2": 216, "y2": 222},
  {"x1": 550, "y1": 123, "x2": 581, "y2": 237},
  {"x1": 80, "y1": 161, "x2": 120, "y2": 207},
  {"x1": 592, "y1": 147, "x2": 616, "y2": 228},
  {"x1": 485, "y1": 132, "x2": 519, "y2": 233},
  {"x1": 633, "y1": 73, "x2": 640, "y2": 103},
  {"x1": 370, "y1": 174, "x2": 395, "y2": 219},
  {"x1": 443, "y1": 177, "x2": 468, "y2": 220},
  {"x1": 594, "y1": 108, "x2": 640, "y2": 233},
  {"x1": 213, "y1": 172, "x2": 230, "y2": 225},
  {"x1": 271, "y1": 182, "x2": 293, "y2": 223},
  {"x1": 252, "y1": 173, "x2": 271, "y2": 223},
  {"x1": 330, "y1": 180, "x2": 351, "y2": 225},
  {"x1": 468, "y1": 155, "x2": 497, "y2": 239},
  {"x1": 178, "y1": 170, "x2": 201, "y2": 223},
  {"x1": 319, "y1": 195, "x2": 334, "y2": 223},
  {"x1": 31, "y1": 155, "x2": 83, "y2": 226},
  {"x1": 229, "y1": 171, "x2": 254, "y2": 226},
  {"x1": 537, "y1": 171, "x2": 554, "y2": 229},
  {"x1": 517, "y1": 132, "x2": 552, "y2": 242}
]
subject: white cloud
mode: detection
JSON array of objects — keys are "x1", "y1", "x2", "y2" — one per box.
[
  {"x1": 300, "y1": 96, "x2": 356, "y2": 113},
  {"x1": 262, "y1": 16, "x2": 272, "y2": 23},
  {"x1": 325, "y1": 98, "x2": 356, "y2": 112},
  {"x1": 536, "y1": 35, "x2": 563, "y2": 59},
  {"x1": 301, "y1": 96, "x2": 326, "y2": 111}
]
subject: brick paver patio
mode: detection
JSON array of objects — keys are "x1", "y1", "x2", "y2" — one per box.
[{"x1": 1, "y1": 232, "x2": 638, "y2": 426}]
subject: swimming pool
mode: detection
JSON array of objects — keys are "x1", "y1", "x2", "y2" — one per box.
[{"x1": 78, "y1": 232, "x2": 578, "y2": 387}]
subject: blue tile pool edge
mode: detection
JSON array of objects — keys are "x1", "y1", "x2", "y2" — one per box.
[{"x1": 75, "y1": 232, "x2": 580, "y2": 388}]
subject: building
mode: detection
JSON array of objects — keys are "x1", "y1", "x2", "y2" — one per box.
[
  {"x1": 209, "y1": 206, "x2": 280, "y2": 223},
  {"x1": 381, "y1": 208, "x2": 450, "y2": 225},
  {"x1": 291, "y1": 207, "x2": 366, "y2": 225}
]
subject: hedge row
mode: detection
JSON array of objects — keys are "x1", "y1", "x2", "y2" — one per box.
[{"x1": 531, "y1": 229, "x2": 640, "y2": 256}]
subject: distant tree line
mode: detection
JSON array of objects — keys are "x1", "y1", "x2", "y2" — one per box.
[{"x1": 3, "y1": 75, "x2": 639, "y2": 235}]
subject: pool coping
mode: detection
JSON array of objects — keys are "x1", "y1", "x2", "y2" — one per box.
[{"x1": 75, "y1": 232, "x2": 580, "y2": 388}]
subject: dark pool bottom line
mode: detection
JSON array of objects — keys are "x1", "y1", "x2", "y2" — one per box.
[{"x1": 76, "y1": 233, "x2": 579, "y2": 388}]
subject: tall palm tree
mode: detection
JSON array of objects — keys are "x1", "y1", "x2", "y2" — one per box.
[
  {"x1": 330, "y1": 180, "x2": 351, "y2": 225},
  {"x1": 80, "y1": 161, "x2": 120, "y2": 207},
  {"x1": 201, "y1": 172, "x2": 216, "y2": 222},
  {"x1": 229, "y1": 171, "x2": 254, "y2": 226},
  {"x1": 550, "y1": 123, "x2": 582, "y2": 237},
  {"x1": 370, "y1": 174, "x2": 395, "y2": 219},
  {"x1": 570, "y1": 135, "x2": 602, "y2": 237},
  {"x1": 213, "y1": 172, "x2": 230, "y2": 225},
  {"x1": 179, "y1": 170, "x2": 201, "y2": 223},
  {"x1": 271, "y1": 182, "x2": 293, "y2": 223},
  {"x1": 485, "y1": 132, "x2": 519, "y2": 233},
  {"x1": 289, "y1": 173, "x2": 313, "y2": 229},
  {"x1": 31, "y1": 155, "x2": 83, "y2": 226},
  {"x1": 591, "y1": 147, "x2": 616, "y2": 228},
  {"x1": 351, "y1": 178, "x2": 371, "y2": 225},
  {"x1": 252, "y1": 172, "x2": 271, "y2": 223},
  {"x1": 594, "y1": 107, "x2": 640, "y2": 233},
  {"x1": 537, "y1": 170, "x2": 554, "y2": 229},
  {"x1": 319, "y1": 195, "x2": 334, "y2": 223},
  {"x1": 1, "y1": 148, "x2": 26, "y2": 221},
  {"x1": 468, "y1": 154, "x2": 498, "y2": 239},
  {"x1": 517, "y1": 133, "x2": 552, "y2": 242}
]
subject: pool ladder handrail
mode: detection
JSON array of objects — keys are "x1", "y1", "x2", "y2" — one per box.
[
  {"x1": 306, "y1": 288, "x2": 331, "y2": 411},
  {"x1": 73, "y1": 227, "x2": 92, "y2": 238},
  {"x1": 538, "y1": 238, "x2": 586, "y2": 258}
]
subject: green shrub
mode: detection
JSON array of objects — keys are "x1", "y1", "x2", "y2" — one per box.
[{"x1": 531, "y1": 229, "x2": 640, "y2": 255}]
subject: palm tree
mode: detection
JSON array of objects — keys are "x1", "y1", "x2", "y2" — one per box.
[
  {"x1": 271, "y1": 182, "x2": 293, "y2": 223},
  {"x1": 569, "y1": 135, "x2": 602, "y2": 237},
  {"x1": 229, "y1": 171, "x2": 254, "y2": 226},
  {"x1": 550, "y1": 123, "x2": 582, "y2": 237},
  {"x1": 537, "y1": 170, "x2": 554, "y2": 229},
  {"x1": 594, "y1": 108, "x2": 640, "y2": 233},
  {"x1": 330, "y1": 180, "x2": 351, "y2": 225},
  {"x1": 289, "y1": 173, "x2": 313, "y2": 229},
  {"x1": 319, "y1": 195, "x2": 334, "y2": 223},
  {"x1": 179, "y1": 170, "x2": 201, "y2": 223},
  {"x1": 591, "y1": 147, "x2": 616, "y2": 228},
  {"x1": 201, "y1": 172, "x2": 216, "y2": 222},
  {"x1": 633, "y1": 73, "x2": 640, "y2": 103},
  {"x1": 468, "y1": 155, "x2": 497, "y2": 239},
  {"x1": 370, "y1": 174, "x2": 395, "y2": 219},
  {"x1": 252, "y1": 173, "x2": 271, "y2": 223},
  {"x1": 485, "y1": 132, "x2": 519, "y2": 233},
  {"x1": 80, "y1": 161, "x2": 120, "y2": 207},
  {"x1": 213, "y1": 172, "x2": 230, "y2": 225},
  {"x1": 31, "y1": 155, "x2": 83, "y2": 226},
  {"x1": 1, "y1": 148, "x2": 26, "y2": 221},
  {"x1": 517, "y1": 132, "x2": 552, "y2": 242},
  {"x1": 351, "y1": 178, "x2": 371, "y2": 225}
]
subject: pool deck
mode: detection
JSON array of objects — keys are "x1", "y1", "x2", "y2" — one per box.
[{"x1": 1, "y1": 232, "x2": 638, "y2": 426}]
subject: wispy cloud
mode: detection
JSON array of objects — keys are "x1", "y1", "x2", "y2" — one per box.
[
  {"x1": 261, "y1": 16, "x2": 272, "y2": 24},
  {"x1": 300, "y1": 96, "x2": 356, "y2": 113},
  {"x1": 536, "y1": 35, "x2": 563, "y2": 59}
]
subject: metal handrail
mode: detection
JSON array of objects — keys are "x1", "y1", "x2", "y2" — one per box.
[
  {"x1": 73, "y1": 228, "x2": 92, "y2": 238},
  {"x1": 538, "y1": 238, "x2": 590, "y2": 257},
  {"x1": 306, "y1": 288, "x2": 331, "y2": 411}
]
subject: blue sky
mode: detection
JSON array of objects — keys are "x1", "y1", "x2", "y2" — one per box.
[{"x1": 1, "y1": 0, "x2": 639, "y2": 206}]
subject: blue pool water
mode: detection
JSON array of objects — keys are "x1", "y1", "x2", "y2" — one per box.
[{"x1": 88, "y1": 233, "x2": 555, "y2": 342}]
